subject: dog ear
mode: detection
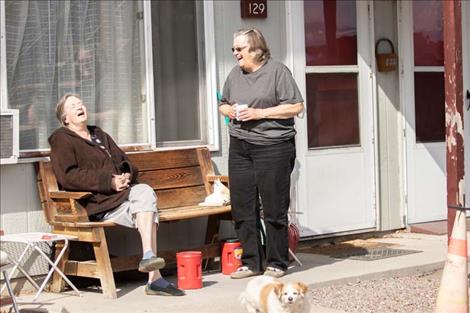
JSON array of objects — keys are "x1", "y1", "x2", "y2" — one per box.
[
  {"x1": 273, "y1": 282, "x2": 284, "y2": 299},
  {"x1": 297, "y1": 282, "x2": 309, "y2": 295}
]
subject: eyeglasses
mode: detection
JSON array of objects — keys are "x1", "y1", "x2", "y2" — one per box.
[{"x1": 232, "y1": 46, "x2": 247, "y2": 53}]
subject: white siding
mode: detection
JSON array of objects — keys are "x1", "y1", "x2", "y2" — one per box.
[
  {"x1": 374, "y1": 0, "x2": 405, "y2": 230},
  {"x1": 0, "y1": 0, "x2": 411, "y2": 254}
]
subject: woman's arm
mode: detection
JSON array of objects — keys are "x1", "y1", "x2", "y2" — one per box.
[{"x1": 237, "y1": 102, "x2": 304, "y2": 121}]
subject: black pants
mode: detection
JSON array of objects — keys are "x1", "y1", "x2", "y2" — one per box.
[{"x1": 229, "y1": 136, "x2": 295, "y2": 272}]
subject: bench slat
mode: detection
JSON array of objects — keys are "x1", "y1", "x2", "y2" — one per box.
[
  {"x1": 139, "y1": 166, "x2": 204, "y2": 190},
  {"x1": 50, "y1": 203, "x2": 231, "y2": 227},
  {"x1": 159, "y1": 205, "x2": 231, "y2": 221},
  {"x1": 128, "y1": 149, "x2": 200, "y2": 171},
  {"x1": 50, "y1": 191, "x2": 93, "y2": 199},
  {"x1": 156, "y1": 185, "x2": 207, "y2": 209}
]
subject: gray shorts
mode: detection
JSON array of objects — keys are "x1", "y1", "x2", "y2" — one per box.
[{"x1": 102, "y1": 184, "x2": 159, "y2": 228}]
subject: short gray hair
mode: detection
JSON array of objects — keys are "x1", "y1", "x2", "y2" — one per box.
[
  {"x1": 234, "y1": 28, "x2": 271, "y2": 63},
  {"x1": 55, "y1": 93, "x2": 80, "y2": 125}
]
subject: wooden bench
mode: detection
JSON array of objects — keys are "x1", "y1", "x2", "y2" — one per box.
[{"x1": 36, "y1": 147, "x2": 231, "y2": 299}]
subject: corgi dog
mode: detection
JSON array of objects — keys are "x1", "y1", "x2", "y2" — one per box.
[{"x1": 240, "y1": 275, "x2": 310, "y2": 313}]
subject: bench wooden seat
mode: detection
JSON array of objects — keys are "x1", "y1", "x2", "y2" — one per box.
[{"x1": 36, "y1": 147, "x2": 231, "y2": 299}]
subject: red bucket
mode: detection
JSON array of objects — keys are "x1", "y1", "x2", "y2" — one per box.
[
  {"x1": 221, "y1": 239, "x2": 243, "y2": 275},
  {"x1": 176, "y1": 251, "x2": 202, "y2": 290},
  {"x1": 288, "y1": 222, "x2": 300, "y2": 262}
]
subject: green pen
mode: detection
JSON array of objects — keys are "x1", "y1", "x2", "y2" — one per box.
[{"x1": 217, "y1": 91, "x2": 230, "y2": 125}]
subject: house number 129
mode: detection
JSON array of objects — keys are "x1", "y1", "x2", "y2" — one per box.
[
  {"x1": 249, "y1": 2, "x2": 265, "y2": 15},
  {"x1": 241, "y1": 0, "x2": 267, "y2": 19}
]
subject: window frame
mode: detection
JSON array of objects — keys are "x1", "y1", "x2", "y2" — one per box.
[
  {"x1": 0, "y1": 0, "x2": 220, "y2": 160},
  {"x1": 302, "y1": 0, "x2": 369, "y2": 153},
  {"x1": 3, "y1": 0, "x2": 152, "y2": 156},
  {"x1": 0, "y1": 0, "x2": 7, "y2": 111},
  {"x1": 143, "y1": 0, "x2": 219, "y2": 151}
]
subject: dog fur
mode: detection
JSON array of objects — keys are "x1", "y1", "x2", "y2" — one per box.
[{"x1": 240, "y1": 275, "x2": 311, "y2": 313}]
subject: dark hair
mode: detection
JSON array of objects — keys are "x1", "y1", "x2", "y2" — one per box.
[
  {"x1": 55, "y1": 93, "x2": 80, "y2": 125},
  {"x1": 234, "y1": 28, "x2": 271, "y2": 62}
]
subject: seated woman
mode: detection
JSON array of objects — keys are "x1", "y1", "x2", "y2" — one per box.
[{"x1": 48, "y1": 93, "x2": 184, "y2": 297}]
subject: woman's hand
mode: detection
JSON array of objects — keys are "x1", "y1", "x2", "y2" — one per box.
[
  {"x1": 112, "y1": 173, "x2": 130, "y2": 191},
  {"x1": 219, "y1": 104, "x2": 237, "y2": 120},
  {"x1": 236, "y1": 107, "x2": 265, "y2": 121}
]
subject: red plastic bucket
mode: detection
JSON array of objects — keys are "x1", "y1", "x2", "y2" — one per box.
[
  {"x1": 176, "y1": 251, "x2": 202, "y2": 290},
  {"x1": 288, "y1": 222, "x2": 300, "y2": 262},
  {"x1": 221, "y1": 239, "x2": 243, "y2": 275}
]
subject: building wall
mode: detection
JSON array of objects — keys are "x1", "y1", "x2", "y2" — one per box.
[
  {"x1": 0, "y1": 163, "x2": 47, "y2": 234},
  {"x1": 0, "y1": 162, "x2": 50, "y2": 278},
  {"x1": 0, "y1": 1, "x2": 408, "y2": 256},
  {"x1": 0, "y1": 1, "x2": 289, "y2": 255},
  {"x1": 374, "y1": 1, "x2": 405, "y2": 230}
]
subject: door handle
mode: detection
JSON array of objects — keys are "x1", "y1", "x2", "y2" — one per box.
[{"x1": 467, "y1": 90, "x2": 470, "y2": 111}]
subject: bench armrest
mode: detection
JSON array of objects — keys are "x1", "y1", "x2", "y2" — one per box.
[
  {"x1": 206, "y1": 175, "x2": 229, "y2": 184},
  {"x1": 50, "y1": 191, "x2": 93, "y2": 200}
]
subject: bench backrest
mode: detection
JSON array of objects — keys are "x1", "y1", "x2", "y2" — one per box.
[{"x1": 37, "y1": 147, "x2": 215, "y2": 224}]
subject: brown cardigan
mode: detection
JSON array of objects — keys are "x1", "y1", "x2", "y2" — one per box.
[{"x1": 48, "y1": 126, "x2": 138, "y2": 216}]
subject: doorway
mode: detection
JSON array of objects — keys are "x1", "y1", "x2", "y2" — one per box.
[
  {"x1": 399, "y1": 1, "x2": 448, "y2": 223},
  {"x1": 291, "y1": 0, "x2": 377, "y2": 237}
]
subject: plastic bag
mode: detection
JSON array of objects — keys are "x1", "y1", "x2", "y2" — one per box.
[{"x1": 199, "y1": 179, "x2": 230, "y2": 206}]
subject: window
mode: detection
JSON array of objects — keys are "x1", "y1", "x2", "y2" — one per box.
[
  {"x1": 151, "y1": 0, "x2": 207, "y2": 145},
  {"x1": 2, "y1": 0, "x2": 218, "y2": 152},
  {"x1": 304, "y1": 0, "x2": 360, "y2": 149},
  {"x1": 304, "y1": 0, "x2": 357, "y2": 66},
  {"x1": 414, "y1": 72, "x2": 445, "y2": 142},
  {"x1": 413, "y1": 0, "x2": 444, "y2": 143},
  {"x1": 306, "y1": 73, "x2": 359, "y2": 148},
  {"x1": 4, "y1": 0, "x2": 147, "y2": 151}
]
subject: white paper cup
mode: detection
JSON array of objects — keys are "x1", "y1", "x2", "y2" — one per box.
[{"x1": 235, "y1": 104, "x2": 248, "y2": 121}]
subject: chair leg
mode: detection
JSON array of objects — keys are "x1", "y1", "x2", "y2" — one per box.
[
  {"x1": 2, "y1": 270, "x2": 19, "y2": 313},
  {"x1": 92, "y1": 228, "x2": 117, "y2": 299},
  {"x1": 50, "y1": 241, "x2": 68, "y2": 293}
]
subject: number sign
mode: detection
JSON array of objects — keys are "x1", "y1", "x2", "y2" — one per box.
[{"x1": 241, "y1": 0, "x2": 267, "y2": 19}]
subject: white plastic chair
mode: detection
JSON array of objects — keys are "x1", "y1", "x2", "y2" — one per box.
[
  {"x1": 0, "y1": 232, "x2": 81, "y2": 301},
  {"x1": 1, "y1": 250, "x2": 20, "y2": 313}
]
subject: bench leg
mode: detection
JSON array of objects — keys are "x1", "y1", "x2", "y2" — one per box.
[
  {"x1": 205, "y1": 212, "x2": 232, "y2": 244},
  {"x1": 92, "y1": 228, "x2": 117, "y2": 299},
  {"x1": 50, "y1": 241, "x2": 69, "y2": 293},
  {"x1": 203, "y1": 215, "x2": 224, "y2": 270},
  {"x1": 205, "y1": 215, "x2": 222, "y2": 244}
]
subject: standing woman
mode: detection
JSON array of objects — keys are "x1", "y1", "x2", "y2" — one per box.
[{"x1": 219, "y1": 28, "x2": 304, "y2": 279}]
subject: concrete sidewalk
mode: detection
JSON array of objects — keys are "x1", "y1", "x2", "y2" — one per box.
[{"x1": 13, "y1": 232, "x2": 454, "y2": 313}]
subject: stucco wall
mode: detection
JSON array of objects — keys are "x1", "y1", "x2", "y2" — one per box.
[
  {"x1": 374, "y1": 1, "x2": 405, "y2": 230},
  {"x1": 0, "y1": 163, "x2": 48, "y2": 234},
  {"x1": 0, "y1": 1, "x2": 289, "y2": 261},
  {"x1": 0, "y1": 1, "x2": 410, "y2": 263}
]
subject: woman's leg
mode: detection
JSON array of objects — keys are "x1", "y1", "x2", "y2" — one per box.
[
  {"x1": 149, "y1": 221, "x2": 160, "y2": 282},
  {"x1": 229, "y1": 137, "x2": 264, "y2": 272},
  {"x1": 252, "y1": 139, "x2": 295, "y2": 271},
  {"x1": 135, "y1": 212, "x2": 161, "y2": 283}
]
